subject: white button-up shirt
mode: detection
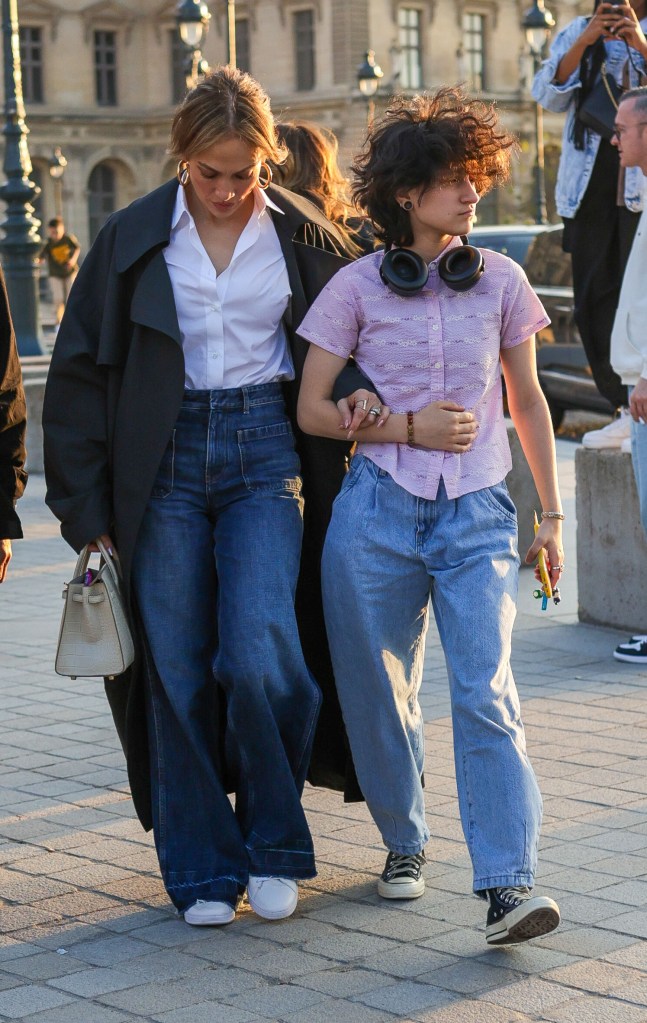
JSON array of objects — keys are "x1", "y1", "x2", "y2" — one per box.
[{"x1": 164, "y1": 184, "x2": 293, "y2": 389}]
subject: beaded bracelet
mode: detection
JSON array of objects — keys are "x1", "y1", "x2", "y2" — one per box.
[
  {"x1": 406, "y1": 410, "x2": 414, "y2": 446},
  {"x1": 541, "y1": 511, "x2": 565, "y2": 520}
]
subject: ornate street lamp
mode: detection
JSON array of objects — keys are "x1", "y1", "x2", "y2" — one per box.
[
  {"x1": 48, "y1": 146, "x2": 67, "y2": 220},
  {"x1": 176, "y1": 0, "x2": 211, "y2": 88},
  {"x1": 522, "y1": 0, "x2": 555, "y2": 224},
  {"x1": 357, "y1": 50, "x2": 384, "y2": 126},
  {"x1": 0, "y1": 0, "x2": 43, "y2": 355}
]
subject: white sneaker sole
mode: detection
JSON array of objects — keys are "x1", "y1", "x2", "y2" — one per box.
[
  {"x1": 486, "y1": 896, "x2": 560, "y2": 945},
  {"x1": 581, "y1": 437, "x2": 625, "y2": 449},
  {"x1": 377, "y1": 876, "x2": 425, "y2": 899},
  {"x1": 614, "y1": 650, "x2": 647, "y2": 664}
]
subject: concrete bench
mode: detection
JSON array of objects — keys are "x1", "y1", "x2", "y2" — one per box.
[{"x1": 576, "y1": 446, "x2": 647, "y2": 633}]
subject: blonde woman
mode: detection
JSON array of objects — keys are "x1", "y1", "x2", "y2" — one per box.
[{"x1": 43, "y1": 67, "x2": 371, "y2": 927}]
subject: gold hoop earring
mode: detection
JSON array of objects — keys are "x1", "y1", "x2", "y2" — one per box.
[
  {"x1": 257, "y1": 162, "x2": 273, "y2": 190},
  {"x1": 177, "y1": 160, "x2": 190, "y2": 187}
]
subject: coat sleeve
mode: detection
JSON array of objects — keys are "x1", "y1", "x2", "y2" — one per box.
[
  {"x1": 43, "y1": 219, "x2": 121, "y2": 552},
  {"x1": 0, "y1": 268, "x2": 26, "y2": 540}
]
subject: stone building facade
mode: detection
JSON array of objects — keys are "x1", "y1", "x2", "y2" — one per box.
[{"x1": 4, "y1": 0, "x2": 581, "y2": 255}]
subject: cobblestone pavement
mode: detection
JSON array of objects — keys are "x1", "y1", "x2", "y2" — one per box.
[{"x1": 2, "y1": 439, "x2": 647, "y2": 1023}]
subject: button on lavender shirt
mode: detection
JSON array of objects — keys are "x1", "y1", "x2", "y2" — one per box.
[{"x1": 297, "y1": 240, "x2": 550, "y2": 500}]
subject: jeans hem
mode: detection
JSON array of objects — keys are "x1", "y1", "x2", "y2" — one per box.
[
  {"x1": 248, "y1": 856, "x2": 316, "y2": 879},
  {"x1": 384, "y1": 835, "x2": 429, "y2": 856},
  {"x1": 473, "y1": 872, "x2": 535, "y2": 898},
  {"x1": 167, "y1": 880, "x2": 245, "y2": 913}
]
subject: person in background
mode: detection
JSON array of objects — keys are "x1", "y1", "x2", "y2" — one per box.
[
  {"x1": 609, "y1": 87, "x2": 647, "y2": 662},
  {"x1": 297, "y1": 87, "x2": 563, "y2": 946},
  {"x1": 43, "y1": 67, "x2": 378, "y2": 929},
  {"x1": 0, "y1": 266, "x2": 27, "y2": 582},
  {"x1": 532, "y1": 0, "x2": 647, "y2": 449},
  {"x1": 271, "y1": 121, "x2": 374, "y2": 256},
  {"x1": 38, "y1": 217, "x2": 81, "y2": 326}
]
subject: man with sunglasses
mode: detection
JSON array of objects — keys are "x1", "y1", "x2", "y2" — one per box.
[{"x1": 610, "y1": 87, "x2": 647, "y2": 662}]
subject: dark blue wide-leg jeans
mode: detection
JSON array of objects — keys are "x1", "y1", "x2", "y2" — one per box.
[{"x1": 132, "y1": 383, "x2": 320, "y2": 912}]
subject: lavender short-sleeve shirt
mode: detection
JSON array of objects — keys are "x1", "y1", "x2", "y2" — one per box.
[{"x1": 297, "y1": 238, "x2": 550, "y2": 500}]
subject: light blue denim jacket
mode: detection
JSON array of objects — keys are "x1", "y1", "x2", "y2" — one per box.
[{"x1": 532, "y1": 16, "x2": 647, "y2": 217}]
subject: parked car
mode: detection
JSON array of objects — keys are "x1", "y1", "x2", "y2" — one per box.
[{"x1": 468, "y1": 224, "x2": 615, "y2": 428}]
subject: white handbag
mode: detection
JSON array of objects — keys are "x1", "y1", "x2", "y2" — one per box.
[{"x1": 55, "y1": 539, "x2": 135, "y2": 680}]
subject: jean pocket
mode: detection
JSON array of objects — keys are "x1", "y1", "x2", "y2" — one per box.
[
  {"x1": 237, "y1": 419, "x2": 302, "y2": 493},
  {"x1": 151, "y1": 430, "x2": 176, "y2": 499},
  {"x1": 481, "y1": 481, "x2": 518, "y2": 525}
]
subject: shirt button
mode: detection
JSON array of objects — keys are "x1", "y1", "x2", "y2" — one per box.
[
  {"x1": 432, "y1": 325, "x2": 439, "y2": 331},
  {"x1": 435, "y1": 362, "x2": 442, "y2": 369}
]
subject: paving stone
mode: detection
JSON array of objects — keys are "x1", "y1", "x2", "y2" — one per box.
[
  {"x1": 540, "y1": 993, "x2": 647, "y2": 1022},
  {"x1": 0, "y1": 983, "x2": 74, "y2": 1019},
  {"x1": 482, "y1": 976, "x2": 580, "y2": 1014},
  {"x1": 100, "y1": 967, "x2": 265, "y2": 1014},
  {"x1": 353, "y1": 979, "x2": 460, "y2": 1013},
  {"x1": 47, "y1": 966, "x2": 144, "y2": 997},
  {"x1": 279, "y1": 995, "x2": 399, "y2": 1022},
  {"x1": 222, "y1": 980, "x2": 325, "y2": 1017},
  {"x1": 0, "y1": 951, "x2": 88, "y2": 981},
  {"x1": 410, "y1": 1001, "x2": 533, "y2": 1022},
  {"x1": 20, "y1": 1003, "x2": 130, "y2": 1023},
  {"x1": 151, "y1": 1003, "x2": 260, "y2": 1023},
  {"x1": 418, "y1": 958, "x2": 521, "y2": 994},
  {"x1": 295, "y1": 965, "x2": 394, "y2": 997}
]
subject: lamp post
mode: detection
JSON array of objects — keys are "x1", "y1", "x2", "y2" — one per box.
[
  {"x1": 357, "y1": 50, "x2": 384, "y2": 126},
  {"x1": 522, "y1": 0, "x2": 555, "y2": 224},
  {"x1": 48, "y1": 146, "x2": 67, "y2": 220},
  {"x1": 176, "y1": 0, "x2": 211, "y2": 89},
  {"x1": 0, "y1": 0, "x2": 43, "y2": 355}
]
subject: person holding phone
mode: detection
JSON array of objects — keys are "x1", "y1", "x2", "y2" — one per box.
[{"x1": 532, "y1": 0, "x2": 647, "y2": 449}]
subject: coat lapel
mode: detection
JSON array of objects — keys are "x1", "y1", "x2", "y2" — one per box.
[{"x1": 129, "y1": 250, "x2": 181, "y2": 345}]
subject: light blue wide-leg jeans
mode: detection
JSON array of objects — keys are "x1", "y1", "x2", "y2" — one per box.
[{"x1": 322, "y1": 454, "x2": 543, "y2": 893}]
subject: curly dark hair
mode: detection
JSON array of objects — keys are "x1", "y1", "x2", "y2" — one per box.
[{"x1": 352, "y1": 87, "x2": 518, "y2": 249}]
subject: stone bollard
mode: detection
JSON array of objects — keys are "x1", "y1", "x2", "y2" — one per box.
[
  {"x1": 576, "y1": 446, "x2": 647, "y2": 631},
  {"x1": 506, "y1": 419, "x2": 540, "y2": 561},
  {"x1": 20, "y1": 355, "x2": 50, "y2": 474}
]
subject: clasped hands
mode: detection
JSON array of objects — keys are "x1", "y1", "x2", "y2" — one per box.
[{"x1": 337, "y1": 389, "x2": 480, "y2": 452}]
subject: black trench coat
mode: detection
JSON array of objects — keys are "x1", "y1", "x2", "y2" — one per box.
[
  {"x1": 43, "y1": 180, "x2": 362, "y2": 831},
  {"x1": 0, "y1": 267, "x2": 27, "y2": 540}
]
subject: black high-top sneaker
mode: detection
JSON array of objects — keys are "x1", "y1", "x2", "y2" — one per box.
[
  {"x1": 377, "y1": 851, "x2": 426, "y2": 899},
  {"x1": 485, "y1": 886, "x2": 560, "y2": 945}
]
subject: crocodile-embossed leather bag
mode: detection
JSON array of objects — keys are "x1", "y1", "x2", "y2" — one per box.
[{"x1": 55, "y1": 539, "x2": 134, "y2": 680}]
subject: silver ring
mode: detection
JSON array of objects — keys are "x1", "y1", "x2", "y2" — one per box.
[
  {"x1": 556, "y1": 564, "x2": 564, "y2": 571},
  {"x1": 356, "y1": 399, "x2": 368, "y2": 410},
  {"x1": 369, "y1": 406, "x2": 382, "y2": 416}
]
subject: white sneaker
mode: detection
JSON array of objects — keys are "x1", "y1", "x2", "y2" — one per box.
[
  {"x1": 184, "y1": 899, "x2": 235, "y2": 926},
  {"x1": 621, "y1": 436, "x2": 632, "y2": 454},
  {"x1": 247, "y1": 876, "x2": 298, "y2": 920},
  {"x1": 581, "y1": 409, "x2": 631, "y2": 449}
]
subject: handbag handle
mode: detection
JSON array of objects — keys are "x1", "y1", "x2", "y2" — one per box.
[
  {"x1": 600, "y1": 62, "x2": 620, "y2": 111},
  {"x1": 71, "y1": 539, "x2": 123, "y2": 590}
]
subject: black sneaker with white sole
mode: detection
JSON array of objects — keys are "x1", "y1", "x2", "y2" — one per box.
[
  {"x1": 614, "y1": 638, "x2": 647, "y2": 663},
  {"x1": 377, "y1": 851, "x2": 426, "y2": 899},
  {"x1": 485, "y1": 886, "x2": 560, "y2": 945}
]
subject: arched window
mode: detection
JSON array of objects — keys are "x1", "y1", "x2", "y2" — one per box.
[{"x1": 88, "y1": 163, "x2": 116, "y2": 243}]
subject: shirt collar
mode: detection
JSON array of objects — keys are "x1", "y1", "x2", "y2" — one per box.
[{"x1": 171, "y1": 182, "x2": 284, "y2": 231}]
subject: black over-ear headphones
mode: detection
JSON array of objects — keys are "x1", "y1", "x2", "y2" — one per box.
[{"x1": 380, "y1": 238, "x2": 484, "y2": 297}]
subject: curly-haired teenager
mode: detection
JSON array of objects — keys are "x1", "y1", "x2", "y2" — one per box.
[{"x1": 297, "y1": 88, "x2": 563, "y2": 945}]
